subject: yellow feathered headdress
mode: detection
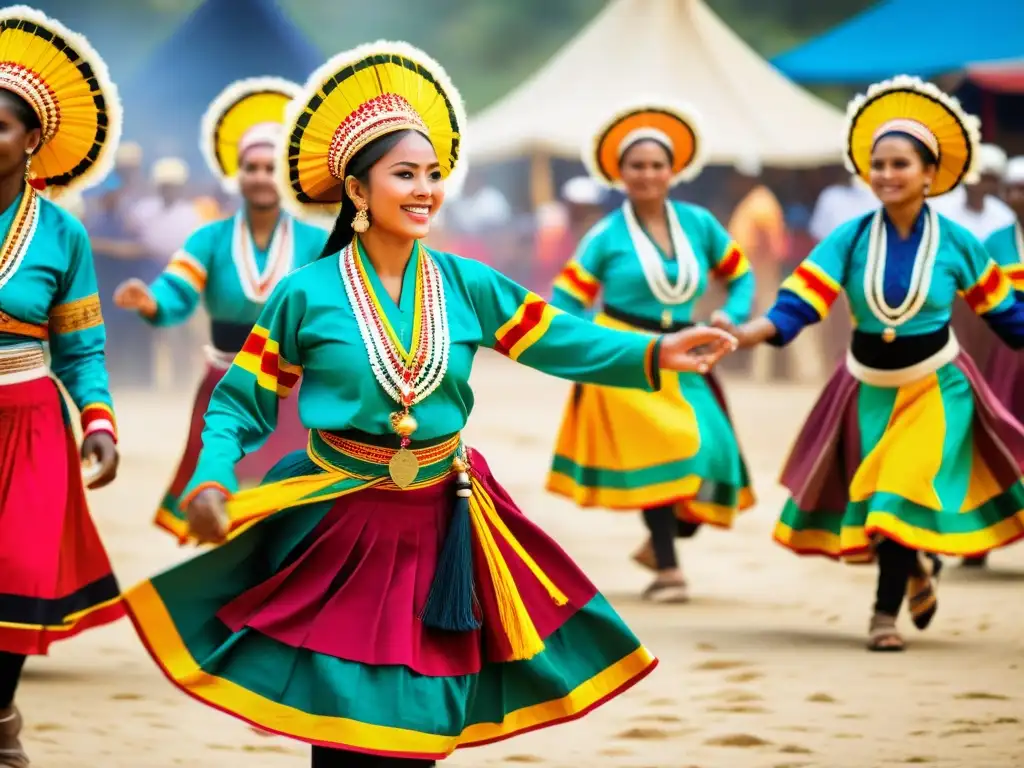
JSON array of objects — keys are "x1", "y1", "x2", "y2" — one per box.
[
  {"x1": 278, "y1": 40, "x2": 467, "y2": 217},
  {"x1": 200, "y1": 76, "x2": 301, "y2": 193},
  {"x1": 0, "y1": 5, "x2": 122, "y2": 197},
  {"x1": 845, "y1": 75, "x2": 980, "y2": 198},
  {"x1": 585, "y1": 98, "x2": 707, "y2": 190}
]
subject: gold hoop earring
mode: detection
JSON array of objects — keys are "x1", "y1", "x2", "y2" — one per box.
[
  {"x1": 23, "y1": 149, "x2": 32, "y2": 181},
  {"x1": 352, "y1": 206, "x2": 370, "y2": 234}
]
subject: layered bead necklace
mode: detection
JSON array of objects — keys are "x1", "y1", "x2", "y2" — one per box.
[
  {"x1": 0, "y1": 186, "x2": 39, "y2": 293},
  {"x1": 340, "y1": 237, "x2": 449, "y2": 487},
  {"x1": 622, "y1": 200, "x2": 700, "y2": 328}
]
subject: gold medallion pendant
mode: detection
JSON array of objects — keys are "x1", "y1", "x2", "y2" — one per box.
[
  {"x1": 388, "y1": 447, "x2": 419, "y2": 489},
  {"x1": 388, "y1": 409, "x2": 420, "y2": 488},
  {"x1": 882, "y1": 327, "x2": 896, "y2": 343}
]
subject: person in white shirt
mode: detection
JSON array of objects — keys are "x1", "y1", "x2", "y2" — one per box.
[
  {"x1": 930, "y1": 143, "x2": 1015, "y2": 239},
  {"x1": 127, "y1": 158, "x2": 205, "y2": 387},
  {"x1": 808, "y1": 172, "x2": 878, "y2": 242}
]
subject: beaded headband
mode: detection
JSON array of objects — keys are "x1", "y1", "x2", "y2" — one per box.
[{"x1": 328, "y1": 93, "x2": 429, "y2": 180}]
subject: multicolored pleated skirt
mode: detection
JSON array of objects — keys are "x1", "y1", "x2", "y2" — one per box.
[
  {"x1": 125, "y1": 429, "x2": 656, "y2": 759},
  {"x1": 776, "y1": 338, "x2": 1024, "y2": 561},
  {"x1": 154, "y1": 349, "x2": 307, "y2": 542},
  {"x1": 982, "y1": 340, "x2": 1024, "y2": 423},
  {"x1": 0, "y1": 354, "x2": 123, "y2": 655},
  {"x1": 546, "y1": 310, "x2": 754, "y2": 528}
]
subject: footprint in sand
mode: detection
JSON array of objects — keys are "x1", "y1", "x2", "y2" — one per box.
[
  {"x1": 704, "y1": 734, "x2": 772, "y2": 748},
  {"x1": 833, "y1": 733, "x2": 863, "y2": 739},
  {"x1": 903, "y1": 758, "x2": 936, "y2": 764},
  {"x1": 691, "y1": 659, "x2": 750, "y2": 672},
  {"x1": 806, "y1": 693, "x2": 838, "y2": 704},
  {"x1": 726, "y1": 671, "x2": 764, "y2": 683},
  {"x1": 955, "y1": 691, "x2": 1010, "y2": 701},
  {"x1": 941, "y1": 727, "x2": 983, "y2": 737},
  {"x1": 708, "y1": 705, "x2": 770, "y2": 714},
  {"x1": 994, "y1": 717, "x2": 1021, "y2": 724},
  {"x1": 908, "y1": 730, "x2": 931, "y2": 736},
  {"x1": 109, "y1": 692, "x2": 142, "y2": 701},
  {"x1": 699, "y1": 689, "x2": 763, "y2": 703},
  {"x1": 779, "y1": 745, "x2": 814, "y2": 754},
  {"x1": 239, "y1": 744, "x2": 302, "y2": 754},
  {"x1": 630, "y1": 713, "x2": 684, "y2": 724},
  {"x1": 502, "y1": 756, "x2": 546, "y2": 763},
  {"x1": 695, "y1": 642, "x2": 717, "y2": 651},
  {"x1": 28, "y1": 723, "x2": 65, "y2": 733},
  {"x1": 616, "y1": 727, "x2": 675, "y2": 740},
  {"x1": 647, "y1": 697, "x2": 678, "y2": 707},
  {"x1": 598, "y1": 748, "x2": 633, "y2": 758}
]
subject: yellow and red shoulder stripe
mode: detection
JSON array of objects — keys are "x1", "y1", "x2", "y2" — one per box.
[
  {"x1": 552, "y1": 261, "x2": 600, "y2": 307},
  {"x1": 81, "y1": 402, "x2": 117, "y2": 442},
  {"x1": 779, "y1": 261, "x2": 840, "y2": 319},
  {"x1": 1002, "y1": 263, "x2": 1024, "y2": 293},
  {"x1": 165, "y1": 250, "x2": 208, "y2": 294},
  {"x1": 494, "y1": 293, "x2": 560, "y2": 361},
  {"x1": 234, "y1": 325, "x2": 302, "y2": 397},
  {"x1": 963, "y1": 260, "x2": 1012, "y2": 315},
  {"x1": 711, "y1": 242, "x2": 750, "y2": 282}
]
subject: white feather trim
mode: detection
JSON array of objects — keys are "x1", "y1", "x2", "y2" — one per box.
[
  {"x1": 582, "y1": 97, "x2": 708, "y2": 190},
  {"x1": 843, "y1": 74, "x2": 982, "y2": 194},
  {"x1": 200, "y1": 76, "x2": 302, "y2": 193},
  {"x1": 277, "y1": 40, "x2": 468, "y2": 219},
  {"x1": 0, "y1": 5, "x2": 123, "y2": 196}
]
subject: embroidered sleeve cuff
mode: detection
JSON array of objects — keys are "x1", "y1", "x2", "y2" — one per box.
[
  {"x1": 645, "y1": 338, "x2": 662, "y2": 391},
  {"x1": 81, "y1": 404, "x2": 118, "y2": 442}
]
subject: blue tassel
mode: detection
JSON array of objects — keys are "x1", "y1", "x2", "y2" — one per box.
[{"x1": 420, "y1": 493, "x2": 481, "y2": 631}]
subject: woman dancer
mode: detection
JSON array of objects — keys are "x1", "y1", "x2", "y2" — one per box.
[
  {"x1": 114, "y1": 78, "x2": 327, "y2": 542},
  {"x1": 123, "y1": 42, "x2": 737, "y2": 766},
  {"x1": 0, "y1": 6, "x2": 124, "y2": 765},
  {"x1": 546, "y1": 101, "x2": 755, "y2": 602},
  {"x1": 728, "y1": 76, "x2": 1024, "y2": 651},
  {"x1": 962, "y1": 156, "x2": 1024, "y2": 568}
]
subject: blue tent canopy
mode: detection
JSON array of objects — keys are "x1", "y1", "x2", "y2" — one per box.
[
  {"x1": 120, "y1": 0, "x2": 322, "y2": 182},
  {"x1": 773, "y1": 0, "x2": 1024, "y2": 84}
]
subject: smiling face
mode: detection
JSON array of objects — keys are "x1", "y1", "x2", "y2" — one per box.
[
  {"x1": 619, "y1": 139, "x2": 673, "y2": 206},
  {"x1": 869, "y1": 134, "x2": 936, "y2": 207},
  {"x1": 350, "y1": 131, "x2": 444, "y2": 241},
  {"x1": 237, "y1": 143, "x2": 279, "y2": 210}
]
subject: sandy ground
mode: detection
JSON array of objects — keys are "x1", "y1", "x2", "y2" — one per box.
[{"x1": 17, "y1": 352, "x2": 1024, "y2": 767}]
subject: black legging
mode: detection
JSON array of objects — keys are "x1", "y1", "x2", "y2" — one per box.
[
  {"x1": 874, "y1": 539, "x2": 920, "y2": 616},
  {"x1": 0, "y1": 652, "x2": 25, "y2": 709},
  {"x1": 311, "y1": 747, "x2": 434, "y2": 767},
  {"x1": 642, "y1": 505, "x2": 701, "y2": 570}
]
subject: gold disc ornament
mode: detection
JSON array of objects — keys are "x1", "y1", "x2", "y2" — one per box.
[{"x1": 388, "y1": 448, "x2": 419, "y2": 489}]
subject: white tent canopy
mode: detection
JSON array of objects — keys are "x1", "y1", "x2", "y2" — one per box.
[{"x1": 468, "y1": 0, "x2": 846, "y2": 168}]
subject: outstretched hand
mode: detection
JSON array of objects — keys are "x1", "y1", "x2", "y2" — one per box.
[
  {"x1": 658, "y1": 325, "x2": 738, "y2": 374},
  {"x1": 113, "y1": 278, "x2": 157, "y2": 318}
]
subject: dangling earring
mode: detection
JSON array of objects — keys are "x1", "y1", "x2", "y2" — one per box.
[
  {"x1": 352, "y1": 205, "x2": 370, "y2": 234},
  {"x1": 23, "y1": 149, "x2": 32, "y2": 182}
]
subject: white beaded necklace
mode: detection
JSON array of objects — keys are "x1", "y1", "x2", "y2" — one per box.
[
  {"x1": 621, "y1": 201, "x2": 700, "y2": 306},
  {"x1": 863, "y1": 205, "x2": 940, "y2": 342}
]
